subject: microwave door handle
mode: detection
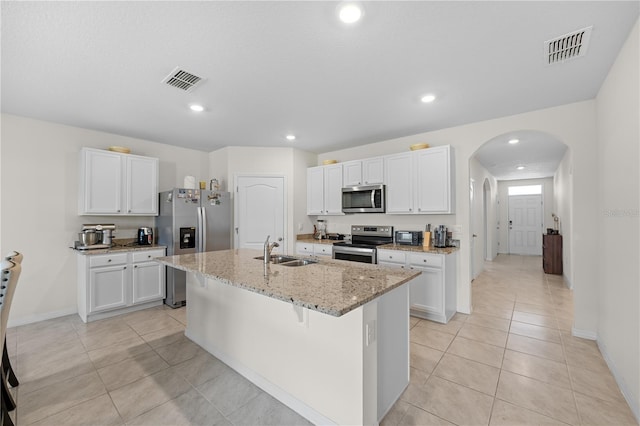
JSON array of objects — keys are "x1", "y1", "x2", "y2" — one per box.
[{"x1": 371, "y1": 190, "x2": 376, "y2": 208}]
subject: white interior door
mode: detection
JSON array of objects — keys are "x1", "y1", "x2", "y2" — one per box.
[
  {"x1": 236, "y1": 176, "x2": 285, "y2": 253},
  {"x1": 508, "y1": 195, "x2": 542, "y2": 255}
]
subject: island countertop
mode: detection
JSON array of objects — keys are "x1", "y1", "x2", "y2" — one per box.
[{"x1": 156, "y1": 248, "x2": 420, "y2": 317}]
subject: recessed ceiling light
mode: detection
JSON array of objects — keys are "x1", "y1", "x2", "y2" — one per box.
[
  {"x1": 516, "y1": 165, "x2": 525, "y2": 170},
  {"x1": 189, "y1": 104, "x2": 204, "y2": 112},
  {"x1": 338, "y1": 3, "x2": 363, "y2": 24},
  {"x1": 286, "y1": 135, "x2": 296, "y2": 141},
  {"x1": 508, "y1": 139, "x2": 520, "y2": 144},
  {"x1": 421, "y1": 94, "x2": 436, "y2": 103}
]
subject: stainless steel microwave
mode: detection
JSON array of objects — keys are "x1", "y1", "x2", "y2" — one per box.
[{"x1": 342, "y1": 184, "x2": 385, "y2": 213}]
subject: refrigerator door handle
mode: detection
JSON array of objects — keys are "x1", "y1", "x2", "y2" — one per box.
[
  {"x1": 201, "y1": 206, "x2": 207, "y2": 252},
  {"x1": 196, "y1": 207, "x2": 203, "y2": 252}
]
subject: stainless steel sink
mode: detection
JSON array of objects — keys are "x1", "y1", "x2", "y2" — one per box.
[
  {"x1": 253, "y1": 255, "x2": 317, "y2": 266},
  {"x1": 253, "y1": 255, "x2": 299, "y2": 264},
  {"x1": 280, "y1": 259, "x2": 318, "y2": 267}
]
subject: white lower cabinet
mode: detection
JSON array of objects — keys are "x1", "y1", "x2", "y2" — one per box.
[
  {"x1": 78, "y1": 248, "x2": 166, "y2": 322},
  {"x1": 378, "y1": 249, "x2": 457, "y2": 323},
  {"x1": 295, "y1": 242, "x2": 333, "y2": 257}
]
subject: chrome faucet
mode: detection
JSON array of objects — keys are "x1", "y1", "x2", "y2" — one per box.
[{"x1": 263, "y1": 235, "x2": 279, "y2": 264}]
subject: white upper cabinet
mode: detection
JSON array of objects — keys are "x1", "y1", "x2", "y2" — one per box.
[
  {"x1": 126, "y1": 155, "x2": 158, "y2": 215},
  {"x1": 362, "y1": 157, "x2": 384, "y2": 185},
  {"x1": 307, "y1": 164, "x2": 344, "y2": 215},
  {"x1": 79, "y1": 148, "x2": 159, "y2": 216},
  {"x1": 384, "y1": 152, "x2": 414, "y2": 213},
  {"x1": 384, "y1": 145, "x2": 454, "y2": 215},
  {"x1": 415, "y1": 145, "x2": 454, "y2": 214},
  {"x1": 342, "y1": 157, "x2": 384, "y2": 187}
]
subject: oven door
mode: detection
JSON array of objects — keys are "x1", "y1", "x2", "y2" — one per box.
[{"x1": 332, "y1": 246, "x2": 376, "y2": 264}]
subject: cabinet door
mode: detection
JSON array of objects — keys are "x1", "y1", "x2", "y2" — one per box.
[
  {"x1": 81, "y1": 149, "x2": 123, "y2": 214},
  {"x1": 409, "y1": 266, "x2": 443, "y2": 316},
  {"x1": 307, "y1": 167, "x2": 325, "y2": 215},
  {"x1": 132, "y1": 261, "x2": 165, "y2": 304},
  {"x1": 362, "y1": 157, "x2": 384, "y2": 185},
  {"x1": 296, "y1": 242, "x2": 314, "y2": 255},
  {"x1": 126, "y1": 156, "x2": 158, "y2": 215},
  {"x1": 342, "y1": 161, "x2": 362, "y2": 186},
  {"x1": 323, "y1": 164, "x2": 344, "y2": 215},
  {"x1": 313, "y1": 244, "x2": 332, "y2": 256},
  {"x1": 384, "y1": 153, "x2": 414, "y2": 213},
  {"x1": 415, "y1": 146, "x2": 452, "y2": 213},
  {"x1": 89, "y1": 265, "x2": 128, "y2": 313}
]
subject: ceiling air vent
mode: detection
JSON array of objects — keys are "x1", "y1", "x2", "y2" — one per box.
[
  {"x1": 162, "y1": 67, "x2": 203, "y2": 92},
  {"x1": 544, "y1": 26, "x2": 592, "y2": 65}
]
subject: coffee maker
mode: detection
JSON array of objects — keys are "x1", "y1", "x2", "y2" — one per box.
[
  {"x1": 76, "y1": 224, "x2": 116, "y2": 250},
  {"x1": 433, "y1": 225, "x2": 448, "y2": 248},
  {"x1": 137, "y1": 227, "x2": 153, "y2": 245}
]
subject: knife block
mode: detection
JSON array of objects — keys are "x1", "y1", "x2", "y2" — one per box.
[{"x1": 423, "y1": 231, "x2": 431, "y2": 248}]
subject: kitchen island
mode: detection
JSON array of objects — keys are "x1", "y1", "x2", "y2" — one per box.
[{"x1": 156, "y1": 249, "x2": 420, "y2": 425}]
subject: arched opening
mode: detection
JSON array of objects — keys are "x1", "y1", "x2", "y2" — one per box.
[{"x1": 468, "y1": 129, "x2": 571, "y2": 307}]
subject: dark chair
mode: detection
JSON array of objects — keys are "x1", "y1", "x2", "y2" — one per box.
[
  {"x1": 0, "y1": 259, "x2": 21, "y2": 426},
  {"x1": 2, "y1": 253, "x2": 21, "y2": 390}
]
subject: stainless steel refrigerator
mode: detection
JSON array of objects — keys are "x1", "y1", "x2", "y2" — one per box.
[{"x1": 156, "y1": 188, "x2": 232, "y2": 308}]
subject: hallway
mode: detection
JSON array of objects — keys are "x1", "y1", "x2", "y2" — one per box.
[{"x1": 384, "y1": 254, "x2": 638, "y2": 425}]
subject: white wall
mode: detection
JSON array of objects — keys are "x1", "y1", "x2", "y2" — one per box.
[
  {"x1": 496, "y1": 178, "x2": 555, "y2": 254},
  {"x1": 595, "y1": 19, "x2": 639, "y2": 419},
  {"x1": 318, "y1": 101, "x2": 598, "y2": 323},
  {"x1": 554, "y1": 149, "x2": 573, "y2": 288},
  {"x1": 208, "y1": 146, "x2": 316, "y2": 254},
  {"x1": 0, "y1": 114, "x2": 209, "y2": 326},
  {"x1": 469, "y1": 157, "x2": 498, "y2": 280}
]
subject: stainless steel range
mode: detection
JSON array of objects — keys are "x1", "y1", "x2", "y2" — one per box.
[{"x1": 332, "y1": 225, "x2": 393, "y2": 264}]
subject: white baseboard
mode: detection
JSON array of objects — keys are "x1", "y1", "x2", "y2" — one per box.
[
  {"x1": 571, "y1": 327, "x2": 597, "y2": 341},
  {"x1": 563, "y1": 274, "x2": 573, "y2": 290},
  {"x1": 8, "y1": 306, "x2": 78, "y2": 328},
  {"x1": 597, "y1": 338, "x2": 640, "y2": 423}
]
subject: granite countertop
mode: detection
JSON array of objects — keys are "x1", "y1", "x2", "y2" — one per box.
[
  {"x1": 156, "y1": 248, "x2": 420, "y2": 317},
  {"x1": 377, "y1": 244, "x2": 459, "y2": 255},
  {"x1": 73, "y1": 244, "x2": 167, "y2": 255}
]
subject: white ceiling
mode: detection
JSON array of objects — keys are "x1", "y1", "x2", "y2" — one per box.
[
  {"x1": 473, "y1": 131, "x2": 568, "y2": 180},
  {"x1": 2, "y1": 1, "x2": 638, "y2": 164}
]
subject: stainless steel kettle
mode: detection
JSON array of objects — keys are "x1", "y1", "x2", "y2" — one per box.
[{"x1": 137, "y1": 227, "x2": 153, "y2": 245}]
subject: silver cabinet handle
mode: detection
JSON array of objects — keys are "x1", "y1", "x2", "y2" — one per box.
[
  {"x1": 134, "y1": 265, "x2": 138, "y2": 268},
  {"x1": 108, "y1": 259, "x2": 112, "y2": 262}
]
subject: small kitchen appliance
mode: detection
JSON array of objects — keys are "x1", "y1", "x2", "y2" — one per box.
[
  {"x1": 341, "y1": 184, "x2": 385, "y2": 213},
  {"x1": 332, "y1": 225, "x2": 393, "y2": 264},
  {"x1": 395, "y1": 230, "x2": 423, "y2": 246},
  {"x1": 137, "y1": 227, "x2": 153, "y2": 245},
  {"x1": 433, "y1": 225, "x2": 448, "y2": 248},
  {"x1": 76, "y1": 224, "x2": 116, "y2": 250},
  {"x1": 314, "y1": 219, "x2": 327, "y2": 240}
]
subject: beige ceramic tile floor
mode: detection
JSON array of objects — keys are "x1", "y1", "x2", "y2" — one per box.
[
  {"x1": 383, "y1": 255, "x2": 638, "y2": 426},
  {"x1": 5, "y1": 254, "x2": 638, "y2": 425}
]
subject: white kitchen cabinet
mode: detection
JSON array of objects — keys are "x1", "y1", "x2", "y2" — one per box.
[
  {"x1": 295, "y1": 242, "x2": 332, "y2": 257},
  {"x1": 89, "y1": 263, "x2": 128, "y2": 313},
  {"x1": 377, "y1": 249, "x2": 457, "y2": 323},
  {"x1": 132, "y1": 250, "x2": 166, "y2": 304},
  {"x1": 384, "y1": 146, "x2": 454, "y2": 214},
  {"x1": 415, "y1": 146, "x2": 454, "y2": 214},
  {"x1": 79, "y1": 147, "x2": 159, "y2": 216},
  {"x1": 384, "y1": 153, "x2": 414, "y2": 213},
  {"x1": 126, "y1": 155, "x2": 158, "y2": 215},
  {"x1": 342, "y1": 157, "x2": 384, "y2": 187},
  {"x1": 307, "y1": 164, "x2": 344, "y2": 215},
  {"x1": 77, "y1": 248, "x2": 166, "y2": 322}
]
